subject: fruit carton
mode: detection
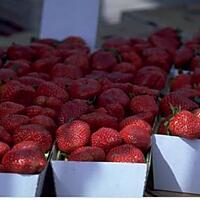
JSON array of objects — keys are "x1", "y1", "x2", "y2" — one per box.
[
  {"x1": 51, "y1": 146, "x2": 150, "y2": 197},
  {"x1": 152, "y1": 134, "x2": 200, "y2": 194}
]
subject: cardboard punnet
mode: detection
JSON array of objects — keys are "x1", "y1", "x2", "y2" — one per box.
[
  {"x1": 152, "y1": 134, "x2": 200, "y2": 194},
  {"x1": 51, "y1": 147, "x2": 149, "y2": 197}
]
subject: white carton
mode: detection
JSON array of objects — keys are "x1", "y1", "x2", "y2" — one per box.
[
  {"x1": 52, "y1": 160, "x2": 148, "y2": 197},
  {"x1": 152, "y1": 134, "x2": 200, "y2": 194}
]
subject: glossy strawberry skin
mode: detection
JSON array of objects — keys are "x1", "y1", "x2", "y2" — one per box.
[
  {"x1": 68, "y1": 146, "x2": 105, "y2": 161},
  {"x1": 56, "y1": 120, "x2": 90, "y2": 153},
  {"x1": 0, "y1": 142, "x2": 10, "y2": 159},
  {"x1": 193, "y1": 109, "x2": 200, "y2": 119},
  {"x1": 112, "y1": 62, "x2": 137, "y2": 74},
  {"x1": 105, "y1": 103, "x2": 125, "y2": 120},
  {"x1": 18, "y1": 76, "x2": 46, "y2": 88},
  {"x1": 91, "y1": 128, "x2": 123, "y2": 152},
  {"x1": 106, "y1": 144, "x2": 145, "y2": 163},
  {"x1": 0, "y1": 126, "x2": 12, "y2": 144},
  {"x1": 0, "y1": 68, "x2": 17, "y2": 82},
  {"x1": 106, "y1": 72, "x2": 134, "y2": 83}
]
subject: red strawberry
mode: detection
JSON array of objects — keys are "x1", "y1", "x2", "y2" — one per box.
[
  {"x1": 91, "y1": 50, "x2": 117, "y2": 71},
  {"x1": 120, "y1": 112, "x2": 155, "y2": 129},
  {"x1": 120, "y1": 123, "x2": 151, "y2": 152},
  {"x1": 171, "y1": 74, "x2": 192, "y2": 91},
  {"x1": 25, "y1": 105, "x2": 43, "y2": 117},
  {"x1": 98, "y1": 88, "x2": 130, "y2": 108},
  {"x1": 112, "y1": 62, "x2": 137, "y2": 74},
  {"x1": 31, "y1": 115, "x2": 56, "y2": 132},
  {"x1": 157, "y1": 118, "x2": 169, "y2": 135},
  {"x1": 52, "y1": 77, "x2": 72, "y2": 89},
  {"x1": 171, "y1": 88, "x2": 200, "y2": 98},
  {"x1": 105, "y1": 103, "x2": 125, "y2": 120},
  {"x1": 32, "y1": 38, "x2": 58, "y2": 46},
  {"x1": 63, "y1": 36, "x2": 87, "y2": 46},
  {"x1": 0, "y1": 142, "x2": 10, "y2": 159},
  {"x1": 192, "y1": 68, "x2": 200, "y2": 87},
  {"x1": 169, "y1": 110, "x2": 200, "y2": 139},
  {"x1": 0, "y1": 68, "x2": 17, "y2": 82},
  {"x1": 36, "y1": 81, "x2": 69, "y2": 102},
  {"x1": 130, "y1": 95, "x2": 158, "y2": 115},
  {"x1": 18, "y1": 76, "x2": 46, "y2": 88},
  {"x1": 69, "y1": 78, "x2": 101, "y2": 99},
  {"x1": 91, "y1": 128, "x2": 122, "y2": 152},
  {"x1": 13, "y1": 124, "x2": 52, "y2": 152},
  {"x1": 193, "y1": 109, "x2": 200, "y2": 119},
  {"x1": 56, "y1": 120, "x2": 90, "y2": 153},
  {"x1": 131, "y1": 85, "x2": 159, "y2": 96},
  {"x1": 159, "y1": 93, "x2": 198, "y2": 116},
  {"x1": 0, "y1": 114, "x2": 30, "y2": 132},
  {"x1": 31, "y1": 56, "x2": 60, "y2": 73},
  {"x1": 68, "y1": 146, "x2": 105, "y2": 161},
  {"x1": 0, "y1": 101, "x2": 24, "y2": 117},
  {"x1": 42, "y1": 107, "x2": 57, "y2": 119},
  {"x1": 27, "y1": 72, "x2": 50, "y2": 81},
  {"x1": 34, "y1": 96, "x2": 62, "y2": 110},
  {"x1": 106, "y1": 144, "x2": 145, "y2": 163},
  {"x1": 12, "y1": 141, "x2": 41, "y2": 151},
  {"x1": 2, "y1": 147, "x2": 47, "y2": 174},
  {"x1": 58, "y1": 99, "x2": 90, "y2": 125},
  {"x1": 50, "y1": 63, "x2": 83, "y2": 79},
  {"x1": 0, "y1": 126, "x2": 12, "y2": 144},
  {"x1": 85, "y1": 70, "x2": 108, "y2": 81},
  {"x1": 4, "y1": 60, "x2": 31, "y2": 76},
  {"x1": 106, "y1": 72, "x2": 134, "y2": 83},
  {"x1": 80, "y1": 111, "x2": 118, "y2": 131},
  {"x1": 190, "y1": 56, "x2": 200, "y2": 70}
]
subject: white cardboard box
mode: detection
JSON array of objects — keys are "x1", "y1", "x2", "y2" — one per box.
[
  {"x1": 152, "y1": 134, "x2": 200, "y2": 194},
  {"x1": 52, "y1": 160, "x2": 148, "y2": 197}
]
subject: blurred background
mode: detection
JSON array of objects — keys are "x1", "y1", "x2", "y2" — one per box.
[{"x1": 0, "y1": 0, "x2": 200, "y2": 46}]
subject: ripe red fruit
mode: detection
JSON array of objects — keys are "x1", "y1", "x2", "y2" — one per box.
[
  {"x1": 0, "y1": 114, "x2": 30, "y2": 132},
  {"x1": 0, "y1": 142, "x2": 10, "y2": 159},
  {"x1": 36, "y1": 81, "x2": 69, "y2": 102},
  {"x1": 171, "y1": 88, "x2": 200, "y2": 98},
  {"x1": 31, "y1": 115, "x2": 56, "y2": 132},
  {"x1": 80, "y1": 111, "x2": 118, "y2": 131},
  {"x1": 56, "y1": 120, "x2": 90, "y2": 153},
  {"x1": 120, "y1": 123, "x2": 151, "y2": 152},
  {"x1": 27, "y1": 72, "x2": 50, "y2": 81},
  {"x1": 25, "y1": 105, "x2": 43, "y2": 117},
  {"x1": 68, "y1": 146, "x2": 105, "y2": 161},
  {"x1": 112, "y1": 62, "x2": 137, "y2": 74},
  {"x1": 91, "y1": 128, "x2": 122, "y2": 152},
  {"x1": 0, "y1": 68, "x2": 17, "y2": 82},
  {"x1": 106, "y1": 144, "x2": 145, "y2": 163},
  {"x1": 171, "y1": 74, "x2": 192, "y2": 91},
  {"x1": 4, "y1": 60, "x2": 31, "y2": 76},
  {"x1": 13, "y1": 124, "x2": 52, "y2": 152},
  {"x1": 190, "y1": 56, "x2": 200, "y2": 70},
  {"x1": 120, "y1": 112, "x2": 155, "y2": 128},
  {"x1": 106, "y1": 72, "x2": 134, "y2": 83},
  {"x1": 12, "y1": 141, "x2": 42, "y2": 151},
  {"x1": 0, "y1": 126, "x2": 12, "y2": 144},
  {"x1": 42, "y1": 107, "x2": 57, "y2": 119},
  {"x1": 130, "y1": 95, "x2": 158, "y2": 115},
  {"x1": 2, "y1": 148, "x2": 47, "y2": 174},
  {"x1": 159, "y1": 93, "x2": 198, "y2": 116},
  {"x1": 193, "y1": 108, "x2": 200, "y2": 119},
  {"x1": 52, "y1": 77, "x2": 72, "y2": 89},
  {"x1": 50, "y1": 63, "x2": 83, "y2": 79},
  {"x1": 131, "y1": 85, "x2": 159, "y2": 97},
  {"x1": 18, "y1": 76, "x2": 46, "y2": 88},
  {"x1": 58, "y1": 99, "x2": 90, "y2": 125},
  {"x1": 69, "y1": 78, "x2": 101, "y2": 99},
  {"x1": 105, "y1": 103, "x2": 125, "y2": 120},
  {"x1": 169, "y1": 110, "x2": 200, "y2": 139},
  {"x1": 98, "y1": 88, "x2": 130, "y2": 108},
  {"x1": 91, "y1": 50, "x2": 117, "y2": 71},
  {"x1": 0, "y1": 101, "x2": 24, "y2": 117},
  {"x1": 85, "y1": 70, "x2": 109, "y2": 81}
]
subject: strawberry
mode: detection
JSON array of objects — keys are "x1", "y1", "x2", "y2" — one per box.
[
  {"x1": 18, "y1": 76, "x2": 46, "y2": 88},
  {"x1": 0, "y1": 101, "x2": 24, "y2": 117},
  {"x1": 12, "y1": 141, "x2": 42, "y2": 151},
  {"x1": 25, "y1": 105, "x2": 43, "y2": 117},
  {"x1": 106, "y1": 72, "x2": 134, "y2": 83},
  {"x1": 42, "y1": 107, "x2": 57, "y2": 119},
  {"x1": 98, "y1": 88, "x2": 130, "y2": 108},
  {"x1": 120, "y1": 112, "x2": 155, "y2": 129},
  {"x1": 112, "y1": 62, "x2": 137, "y2": 74},
  {"x1": 50, "y1": 63, "x2": 83, "y2": 79},
  {"x1": 106, "y1": 144, "x2": 145, "y2": 163},
  {"x1": 171, "y1": 74, "x2": 192, "y2": 91},
  {"x1": 0, "y1": 142, "x2": 10, "y2": 159},
  {"x1": 57, "y1": 99, "x2": 90, "y2": 125},
  {"x1": 0, "y1": 114, "x2": 30, "y2": 132},
  {"x1": 103, "y1": 37, "x2": 129, "y2": 49},
  {"x1": 4, "y1": 60, "x2": 31, "y2": 76},
  {"x1": 85, "y1": 70, "x2": 109, "y2": 81},
  {"x1": 63, "y1": 36, "x2": 87, "y2": 46},
  {"x1": 193, "y1": 108, "x2": 200, "y2": 119},
  {"x1": 120, "y1": 123, "x2": 151, "y2": 152},
  {"x1": 36, "y1": 81, "x2": 69, "y2": 102},
  {"x1": 91, "y1": 50, "x2": 117, "y2": 71},
  {"x1": 91, "y1": 128, "x2": 122, "y2": 152},
  {"x1": 31, "y1": 56, "x2": 60, "y2": 73},
  {"x1": 192, "y1": 68, "x2": 200, "y2": 87},
  {"x1": 0, "y1": 80, "x2": 35, "y2": 106},
  {"x1": 68, "y1": 146, "x2": 105, "y2": 161},
  {"x1": 56, "y1": 120, "x2": 90, "y2": 153},
  {"x1": 0, "y1": 126, "x2": 12, "y2": 144},
  {"x1": 52, "y1": 77, "x2": 72, "y2": 89},
  {"x1": 30, "y1": 115, "x2": 56, "y2": 132},
  {"x1": 171, "y1": 88, "x2": 200, "y2": 98},
  {"x1": 13, "y1": 124, "x2": 52, "y2": 152},
  {"x1": 0, "y1": 68, "x2": 17, "y2": 82},
  {"x1": 105, "y1": 103, "x2": 125, "y2": 120},
  {"x1": 131, "y1": 85, "x2": 159, "y2": 96},
  {"x1": 169, "y1": 110, "x2": 200, "y2": 139},
  {"x1": 157, "y1": 118, "x2": 169, "y2": 135},
  {"x1": 190, "y1": 56, "x2": 200, "y2": 70},
  {"x1": 80, "y1": 111, "x2": 118, "y2": 131},
  {"x1": 159, "y1": 93, "x2": 198, "y2": 116},
  {"x1": 2, "y1": 147, "x2": 47, "y2": 174},
  {"x1": 32, "y1": 38, "x2": 58, "y2": 46},
  {"x1": 27, "y1": 72, "x2": 50, "y2": 81},
  {"x1": 69, "y1": 78, "x2": 101, "y2": 99},
  {"x1": 130, "y1": 95, "x2": 158, "y2": 115},
  {"x1": 34, "y1": 96, "x2": 62, "y2": 110}
]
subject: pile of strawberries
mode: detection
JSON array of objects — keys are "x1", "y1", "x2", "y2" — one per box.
[{"x1": 0, "y1": 27, "x2": 199, "y2": 174}]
